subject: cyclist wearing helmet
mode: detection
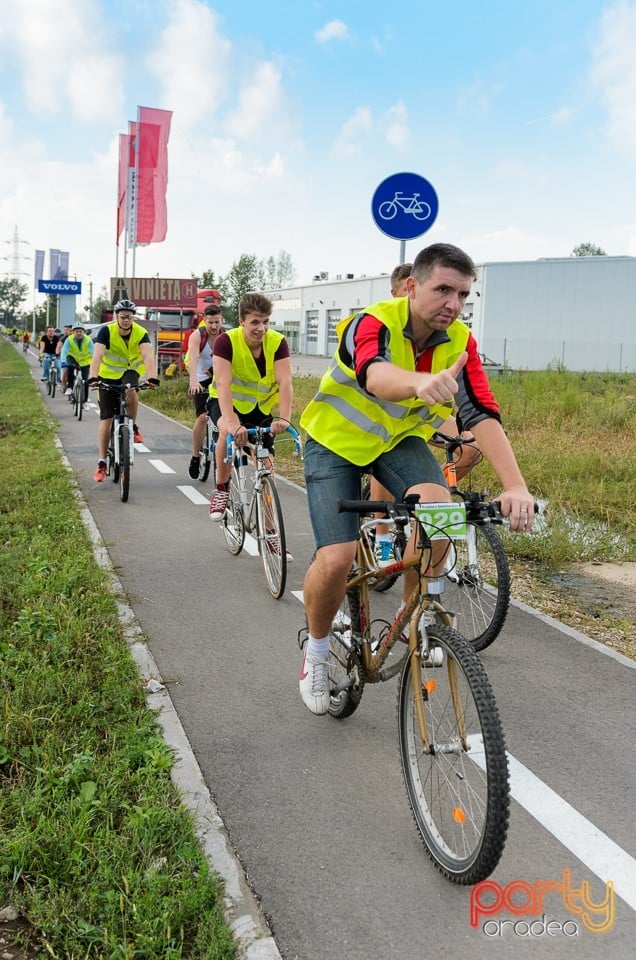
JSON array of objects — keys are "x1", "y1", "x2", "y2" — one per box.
[{"x1": 88, "y1": 299, "x2": 159, "y2": 482}]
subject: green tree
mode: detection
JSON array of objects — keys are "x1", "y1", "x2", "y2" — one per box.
[
  {"x1": 0, "y1": 277, "x2": 28, "y2": 328},
  {"x1": 196, "y1": 269, "x2": 230, "y2": 306},
  {"x1": 261, "y1": 250, "x2": 296, "y2": 289},
  {"x1": 571, "y1": 242, "x2": 606, "y2": 257},
  {"x1": 221, "y1": 254, "x2": 264, "y2": 326}
]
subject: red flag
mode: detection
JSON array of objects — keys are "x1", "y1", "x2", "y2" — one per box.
[
  {"x1": 116, "y1": 133, "x2": 134, "y2": 244},
  {"x1": 135, "y1": 107, "x2": 172, "y2": 244}
]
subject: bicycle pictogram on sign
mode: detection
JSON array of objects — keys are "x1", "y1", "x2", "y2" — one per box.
[{"x1": 371, "y1": 172, "x2": 439, "y2": 241}]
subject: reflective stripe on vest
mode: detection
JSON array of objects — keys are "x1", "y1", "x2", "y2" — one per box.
[
  {"x1": 66, "y1": 336, "x2": 93, "y2": 365},
  {"x1": 300, "y1": 299, "x2": 470, "y2": 465},
  {"x1": 209, "y1": 327, "x2": 283, "y2": 414},
  {"x1": 98, "y1": 322, "x2": 147, "y2": 379}
]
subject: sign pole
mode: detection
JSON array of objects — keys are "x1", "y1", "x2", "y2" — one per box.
[{"x1": 399, "y1": 239, "x2": 406, "y2": 265}]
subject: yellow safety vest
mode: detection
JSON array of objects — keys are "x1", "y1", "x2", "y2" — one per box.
[
  {"x1": 66, "y1": 335, "x2": 93, "y2": 366},
  {"x1": 300, "y1": 298, "x2": 470, "y2": 465},
  {"x1": 209, "y1": 327, "x2": 284, "y2": 414},
  {"x1": 98, "y1": 322, "x2": 147, "y2": 380}
]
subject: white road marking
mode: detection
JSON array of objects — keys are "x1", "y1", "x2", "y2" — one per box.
[
  {"x1": 135, "y1": 442, "x2": 151, "y2": 452},
  {"x1": 148, "y1": 459, "x2": 175, "y2": 474},
  {"x1": 505, "y1": 751, "x2": 636, "y2": 910},
  {"x1": 177, "y1": 485, "x2": 211, "y2": 505}
]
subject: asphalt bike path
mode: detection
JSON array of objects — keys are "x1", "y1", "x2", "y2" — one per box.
[{"x1": 26, "y1": 349, "x2": 636, "y2": 960}]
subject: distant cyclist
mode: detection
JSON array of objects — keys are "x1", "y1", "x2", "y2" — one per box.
[
  {"x1": 87, "y1": 299, "x2": 159, "y2": 482},
  {"x1": 21, "y1": 330, "x2": 30, "y2": 352},
  {"x1": 61, "y1": 322, "x2": 94, "y2": 402},
  {"x1": 38, "y1": 325, "x2": 62, "y2": 382}
]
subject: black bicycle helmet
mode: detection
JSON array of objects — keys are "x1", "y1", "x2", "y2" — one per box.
[{"x1": 113, "y1": 298, "x2": 136, "y2": 313}]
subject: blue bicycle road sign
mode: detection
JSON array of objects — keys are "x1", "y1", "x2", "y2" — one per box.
[{"x1": 371, "y1": 172, "x2": 438, "y2": 241}]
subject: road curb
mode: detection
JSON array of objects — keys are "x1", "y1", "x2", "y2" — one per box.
[{"x1": 56, "y1": 438, "x2": 283, "y2": 960}]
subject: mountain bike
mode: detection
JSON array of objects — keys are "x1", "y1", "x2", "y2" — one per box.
[
  {"x1": 222, "y1": 426, "x2": 302, "y2": 598},
  {"x1": 306, "y1": 495, "x2": 510, "y2": 884},
  {"x1": 100, "y1": 381, "x2": 149, "y2": 503}
]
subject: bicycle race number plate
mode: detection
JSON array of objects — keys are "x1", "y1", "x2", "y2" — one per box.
[{"x1": 414, "y1": 502, "x2": 467, "y2": 540}]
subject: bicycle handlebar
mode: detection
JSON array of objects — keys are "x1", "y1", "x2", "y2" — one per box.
[
  {"x1": 225, "y1": 425, "x2": 302, "y2": 460},
  {"x1": 338, "y1": 497, "x2": 541, "y2": 524}
]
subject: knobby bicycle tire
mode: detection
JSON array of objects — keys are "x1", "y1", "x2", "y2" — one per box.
[
  {"x1": 257, "y1": 475, "x2": 287, "y2": 599},
  {"x1": 222, "y1": 466, "x2": 245, "y2": 555},
  {"x1": 119, "y1": 424, "x2": 131, "y2": 502},
  {"x1": 443, "y1": 523, "x2": 511, "y2": 651},
  {"x1": 328, "y1": 574, "x2": 365, "y2": 719},
  {"x1": 397, "y1": 623, "x2": 509, "y2": 884}
]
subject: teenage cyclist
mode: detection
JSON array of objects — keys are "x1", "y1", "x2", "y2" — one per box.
[
  {"x1": 87, "y1": 299, "x2": 159, "y2": 482},
  {"x1": 187, "y1": 304, "x2": 223, "y2": 479}
]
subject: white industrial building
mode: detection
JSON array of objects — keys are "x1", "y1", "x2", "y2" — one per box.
[{"x1": 269, "y1": 256, "x2": 635, "y2": 373}]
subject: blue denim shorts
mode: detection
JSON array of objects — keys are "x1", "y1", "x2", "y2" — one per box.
[{"x1": 304, "y1": 436, "x2": 446, "y2": 548}]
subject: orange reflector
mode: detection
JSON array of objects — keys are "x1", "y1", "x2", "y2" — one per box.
[
  {"x1": 452, "y1": 807, "x2": 466, "y2": 824},
  {"x1": 424, "y1": 679, "x2": 436, "y2": 693}
]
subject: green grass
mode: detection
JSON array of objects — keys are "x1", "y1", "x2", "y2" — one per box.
[
  {"x1": 0, "y1": 342, "x2": 235, "y2": 958},
  {"x1": 145, "y1": 368, "x2": 636, "y2": 568}
]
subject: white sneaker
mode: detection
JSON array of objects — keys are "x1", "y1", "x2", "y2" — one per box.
[
  {"x1": 65, "y1": 388, "x2": 72, "y2": 396},
  {"x1": 299, "y1": 650, "x2": 330, "y2": 715}
]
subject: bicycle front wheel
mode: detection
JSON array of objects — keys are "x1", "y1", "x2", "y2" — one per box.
[
  {"x1": 397, "y1": 624, "x2": 509, "y2": 884},
  {"x1": 257, "y1": 475, "x2": 287, "y2": 598},
  {"x1": 444, "y1": 523, "x2": 511, "y2": 651},
  {"x1": 118, "y1": 424, "x2": 131, "y2": 502},
  {"x1": 74, "y1": 382, "x2": 84, "y2": 421},
  {"x1": 222, "y1": 466, "x2": 245, "y2": 555}
]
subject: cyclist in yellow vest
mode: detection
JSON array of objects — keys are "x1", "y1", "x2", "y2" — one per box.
[
  {"x1": 207, "y1": 292, "x2": 293, "y2": 522},
  {"x1": 61, "y1": 322, "x2": 94, "y2": 402},
  {"x1": 370, "y1": 262, "x2": 481, "y2": 565},
  {"x1": 87, "y1": 299, "x2": 159, "y2": 482},
  {"x1": 298, "y1": 243, "x2": 535, "y2": 715}
]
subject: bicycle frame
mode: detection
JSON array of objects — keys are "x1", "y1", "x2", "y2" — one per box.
[{"x1": 224, "y1": 426, "x2": 301, "y2": 542}]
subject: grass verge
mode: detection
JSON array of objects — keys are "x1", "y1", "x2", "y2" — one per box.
[{"x1": 0, "y1": 342, "x2": 236, "y2": 958}]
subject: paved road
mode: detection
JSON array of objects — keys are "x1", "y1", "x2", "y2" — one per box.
[{"x1": 25, "y1": 348, "x2": 636, "y2": 959}]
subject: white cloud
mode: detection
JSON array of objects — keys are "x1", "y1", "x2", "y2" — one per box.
[
  {"x1": 225, "y1": 61, "x2": 289, "y2": 144},
  {"x1": 315, "y1": 20, "x2": 350, "y2": 43},
  {"x1": 383, "y1": 101, "x2": 408, "y2": 148},
  {"x1": 149, "y1": 0, "x2": 231, "y2": 129},
  {"x1": 332, "y1": 106, "x2": 373, "y2": 156},
  {"x1": 589, "y1": 0, "x2": 636, "y2": 155},
  {"x1": 494, "y1": 157, "x2": 529, "y2": 179},
  {"x1": 3, "y1": 0, "x2": 123, "y2": 123}
]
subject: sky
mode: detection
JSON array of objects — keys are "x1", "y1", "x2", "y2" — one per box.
[{"x1": 1, "y1": 0, "x2": 635, "y2": 310}]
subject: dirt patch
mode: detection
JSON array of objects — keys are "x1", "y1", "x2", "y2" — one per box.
[{"x1": 577, "y1": 561, "x2": 636, "y2": 591}]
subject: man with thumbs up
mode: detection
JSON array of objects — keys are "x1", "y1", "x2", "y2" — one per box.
[{"x1": 298, "y1": 242, "x2": 535, "y2": 716}]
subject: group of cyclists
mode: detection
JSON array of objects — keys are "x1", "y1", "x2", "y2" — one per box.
[
  {"x1": 30, "y1": 242, "x2": 535, "y2": 719},
  {"x1": 37, "y1": 321, "x2": 94, "y2": 400}
]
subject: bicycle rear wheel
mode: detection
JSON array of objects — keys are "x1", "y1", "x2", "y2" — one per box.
[
  {"x1": 328, "y1": 575, "x2": 365, "y2": 719},
  {"x1": 397, "y1": 623, "x2": 509, "y2": 884},
  {"x1": 74, "y1": 380, "x2": 84, "y2": 420},
  {"x1": 443, "y1": 523, "x2": 510, "y2": 651},
  {"x1": 118, "y1": 424, "x2": 131, "y2": 502},
  {"x1": 222, "y1": 466, "x2": 245, "y2": 555},
  {"x1": 257, "y1": 475, "x2": 287, "y2": 598},
  {"x1": 197, "y1": 424, "x2": 213, "y2": 482}
]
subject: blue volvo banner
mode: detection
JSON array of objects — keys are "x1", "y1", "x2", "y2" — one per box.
[{"x1": 38, "y1": 280, "x2": 81, "y2": 294}]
